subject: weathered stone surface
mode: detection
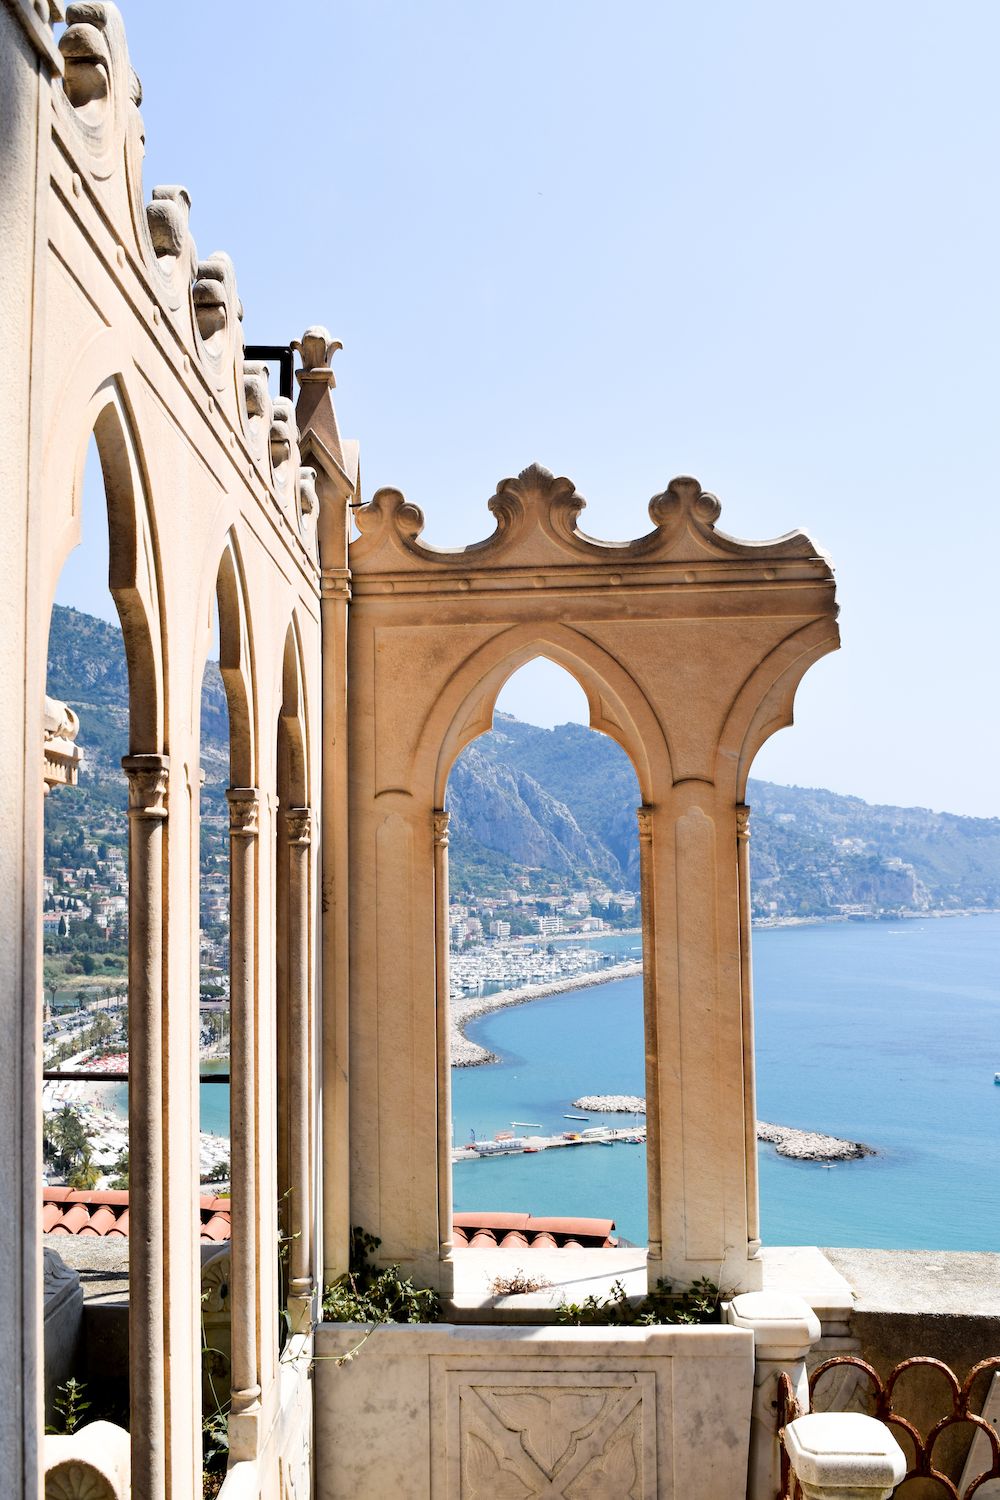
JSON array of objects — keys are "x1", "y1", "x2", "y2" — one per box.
[{"x1": 314, "y1": 1322, "x2": 754, "y2": 1500}]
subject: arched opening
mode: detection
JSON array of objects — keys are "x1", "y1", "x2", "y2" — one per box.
[
  {"x1": 446, "y1": 656, "x2": 649, "y2": 1261},
  {"x1": 274, "y1": 622, "x2": 315, "y2": 1340},
  {"x1": 197, "y1": 588, "x2": 234, "y2": 1481},
  {"x1": 196, "y1": 534, "x2": 261, "y2": 1465},
  {"x1": 41, "y1": 408, "x2": 163, "y2": 1445}
]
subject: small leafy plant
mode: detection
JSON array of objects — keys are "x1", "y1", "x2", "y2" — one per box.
[
  {"x1": 556, "y1": 1276, "x2": 721, "y2": 1326},
  {"x1": 47, "y1": 1376, "x2": 90, "y2": 1435},
  {"x1": 322, "y1": 1226, "x2": 441, "y2": 1327}
]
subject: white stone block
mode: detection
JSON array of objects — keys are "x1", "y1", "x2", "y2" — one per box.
[
  {"x1": 729, "y1": 1291, "x2": 821, "y2": 1358},
  {"x1": 784, "y1": 1412, "x2": 907, "y2": 1499}
]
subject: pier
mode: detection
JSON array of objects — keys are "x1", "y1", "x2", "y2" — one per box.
[{"x1": 452, "y1": 1124, "x2": 646, "y2": 1164}]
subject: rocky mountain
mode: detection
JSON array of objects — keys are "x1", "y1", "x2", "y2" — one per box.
[
  {"x1": 44, "y1": 606, "x2": 1000, "y2": 918},
  {"x1": 450, "y1": 714, "x2": 1000, "y2": 918}
]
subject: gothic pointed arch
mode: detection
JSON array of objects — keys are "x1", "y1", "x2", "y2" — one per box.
[{"x1": 45, "y1": 376, "x2": 165, "y2": 754}]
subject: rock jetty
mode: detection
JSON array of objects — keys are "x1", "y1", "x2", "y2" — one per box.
[
  {"x1": 569, "y1": 1098, "x2": 876, "y2": 1162},
  {"x1": 572, "y1": 1094, "x2": 646, "y2": 1113},
  {"x1": 757, "y1": 1121, "x2": 876, "y2": 1162}
]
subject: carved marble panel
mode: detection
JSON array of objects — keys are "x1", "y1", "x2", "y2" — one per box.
[{"x1": 437, "y1": 1370, "x2": 656, "y2": 1500}]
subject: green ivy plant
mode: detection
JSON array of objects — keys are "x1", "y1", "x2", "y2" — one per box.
[
  {"x1": 556, "y1": 1276, "x2": 721, "y2": 1326},
  {"x1": 322, "y1": 1226, "x2": 441, "y2": 1328}
]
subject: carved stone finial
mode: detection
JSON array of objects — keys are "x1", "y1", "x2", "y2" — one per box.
[
  {"x1": 736, "y1": 804, "x2": 751, "y2": 842},
  {"x1": 146, "y1": 185, "x2": 192, "y2": 265},
  {"x1": 487, "y1": 464, "x2": 587, "y2": 546},
  {"x1": 121, "y1": 754, "x2": 168, "y2": 818},
  {"x1": 192, "y1": 253, "x2": 242, "y2": 347},
  {"x1": 60, "y1": 7, "x2": 112, "y2": 116},
  {"x1": 293, "y1": 326, "x2": 343, "y2": 387},
  {"x1": 648, "y1": 476, "x2": 722, "y2": 534},
  {"x1": 270, "y1": 396, "x2": 298, "y2": 471},
  {"x1": 433, "y1": 809, "x2": 450, "y2": 847},
  {"x1": 226, "y1": 787, "x2": 260, "y2": 838},
  {"x1": 243, "y1": 361, "x2": 272, "y2": 423},
  {"x1": 298, "y1": 466, "x2": 318, "y2": 517},
  {"x1": 286, "y1": 807, "x2": 313, "y2": 846},
  {"x1": 354, "y1": 487, "x2": 426, "y2": 547}
]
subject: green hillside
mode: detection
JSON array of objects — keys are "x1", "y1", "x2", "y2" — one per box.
[{"x1": 44, "y1": 606, "x2": 1000, "y2": 921}]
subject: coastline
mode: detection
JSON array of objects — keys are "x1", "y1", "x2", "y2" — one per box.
[
  {"x1": 450, "y1": 907, "x2": 1000, "y2": 1069},
  {"x1": 450, "y1": 959, "x2": 643, "y2": 1067}
]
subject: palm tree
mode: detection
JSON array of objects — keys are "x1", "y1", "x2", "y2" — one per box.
[{"x1": 67, "y1": 1149, "x2": 100, "y2": 1192}]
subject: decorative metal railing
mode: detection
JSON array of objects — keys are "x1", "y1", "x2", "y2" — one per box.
[{"x1": 777, "y1": 1355, "x2": 1000, "y2": 1498}]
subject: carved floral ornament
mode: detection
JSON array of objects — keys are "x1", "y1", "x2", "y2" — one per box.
[
  {"x1": 227, "y1": 787, "x2": 261, "y2": 838},
  {"x1": 349, "y1": 463, "x2": 834, "y2": 578},
  {"x1": 285, "y1": 808, "x2": 314, "y2": 846},
  {"x1": 53, "y1": 7, "x2": 332, "y2": 551},
  {"x1": 122, "y1": 754, "x2": 168, "y2": 817}
]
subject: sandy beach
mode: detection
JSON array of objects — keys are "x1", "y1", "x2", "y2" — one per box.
[{"x1": 43, "y1": 1068, "x2": 231, "y2": 1183}]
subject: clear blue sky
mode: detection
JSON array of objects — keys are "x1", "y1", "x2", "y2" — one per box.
[{"x1": 60, "y1": 2, "x2": 1000, "y2": 817}]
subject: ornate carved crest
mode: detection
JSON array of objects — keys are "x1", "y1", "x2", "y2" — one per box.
[{"x1": 350, "y1": 463, "x2": 831, "y2": 579}]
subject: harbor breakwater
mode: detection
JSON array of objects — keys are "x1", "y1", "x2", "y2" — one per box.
[{"x1": 570, "y1": 1096, "x2": 875, "y2": 1162}]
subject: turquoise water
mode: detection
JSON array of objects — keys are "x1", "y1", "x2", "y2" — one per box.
[{"x1": 453, "y1": 916, "x2": 1000, "y2": 1250}]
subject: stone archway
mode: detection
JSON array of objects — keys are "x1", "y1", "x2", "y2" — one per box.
[{"x1": 346, "y1": 464, "x2": 839, "y2": 1296}]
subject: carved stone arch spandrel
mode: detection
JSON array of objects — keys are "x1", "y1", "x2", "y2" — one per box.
[
  {"x1": 715, "y1": 616, "x2": 841, "y2": 802},
  {"x1": 413, "y1": 620, "x2": 668, "y2": 808}
]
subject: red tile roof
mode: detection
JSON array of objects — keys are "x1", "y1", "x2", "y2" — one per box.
[
  {"x1": 42, "y1": 1188, "x2": 231, "y2": 1243},
  {"x1": 41, "y1": 1195, "x2": 615, "y2": 1251},
  {"x1": 452, "y1": 1212, "x2": 616, "y2": 1249}
]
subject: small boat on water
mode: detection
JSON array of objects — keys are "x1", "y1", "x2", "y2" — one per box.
[
  {"x1": 995, "y1": 1073, "x2": 1000, "y2": 1086},
  {"x1": 564, "y1": 1113, "x2": 589, "y2": 1120}
]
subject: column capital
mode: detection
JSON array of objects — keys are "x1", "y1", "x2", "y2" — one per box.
[
  {"x1": 121, "y1": 754, "x2": 169, "y2": 818},
  {"x1": 286, "y1": 806, "x2": 314, "y2": 845},
  {"x1": 737, "y1": 803, "x2": 751, "y2": 842},
  {"x1": 227, "y1": 787, "x2": 261, "y2": 838},
  {"x1": 433, "y1": 809, "x2": 450, "y2": 847},
  {"x1": 636, "y1": 804, "x2": 654, "y2": 841}
]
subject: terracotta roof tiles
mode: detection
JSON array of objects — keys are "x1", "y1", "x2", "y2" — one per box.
[
  {"x1": 42, "y1": 1188, "x2": 231, "y2": 1244},
  {"x1": 41, "y1": 1196, "x2": 616, "y2": 1250}
]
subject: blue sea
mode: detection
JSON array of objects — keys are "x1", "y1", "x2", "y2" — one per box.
[{"x1": 452, "y1": 917, "x2": 1000, "y2": 1250}]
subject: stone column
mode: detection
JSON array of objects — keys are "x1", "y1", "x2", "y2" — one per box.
[
  {"x1": 727, "y1": 1291, "x2": 821, "y2": 1500},
  {"x1": 122, "y1": 753, "x2": 169, "y2": 1500},
  {"x1": 433, "y1": 810, "x2": 455, "y2": 1294},
  {"x1": 285, "y1": 807, "x2": 315, "y2": 1331},
  {"x1": 320, "y1": 564, "x2": 351, "y2": 1284},
  {"x1": 736, "y1": 804, "x2": 761, "y2": 1258},
  {"x1": 226, "y1": 788, "x2": 261, "y2": 1445},
  {"x1": 636, "y1": 805, "x2": 662, "y2": 1264},
  {"x1": 783, "y1": 1413, "x2": 907, "y2": 1500},
  {"x1": 646, "y1": 786, "x2": 764, "y2": 1295}
]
